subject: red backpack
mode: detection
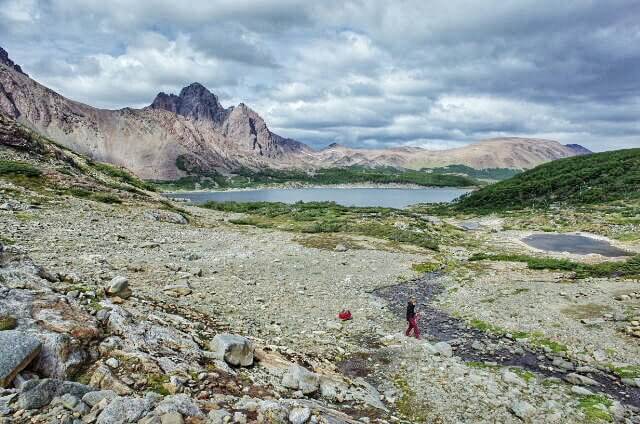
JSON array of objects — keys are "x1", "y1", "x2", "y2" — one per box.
[{"x1": 338, "y1": 310, "x2": 352, "y2": 320}]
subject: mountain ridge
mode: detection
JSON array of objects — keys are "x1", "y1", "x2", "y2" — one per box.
[{"x1": 0, "y1": 46, "x2": 590, "y2": 180}]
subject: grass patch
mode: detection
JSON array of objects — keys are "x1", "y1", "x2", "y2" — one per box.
[
  {"x1": 90, "y1": 192, "x2": 122, "y2": 204},
  {"x1": 411, "y1": 262, "x2": 441, "y2": 273},
  {"x1": 467, "y1": 361, "x2": 500, "y2": 369},
  {"x1": 294, "y1": 234, "x2": 364, "y2": 250},
  {"x1": 394, "y1": 375, "x2": 430, "y2": 422},
  {"x1": 470, "y1": 252, "x2": 640, "y2": 280},
  {"x1": 607, "y1": 365, "x2": 640, "y2": 379},
  {"x1": 146, "y1": 374, "x2": 171, "y2": 395},
  {"x1": 204, "y1": 201, "x2": 445, "y2": 250},
  {"x1": 0, "y1": 315, "x2": 17, "y2": 331},
  {"x1": 90, "y1": 161, "x2": 155, "y2": 191},
  {"x1": 510, "y1": 367, "x2": 536, "y2": 383},
  {"x1": 467, "y1": 319, "x2": 567, "y2": 353},
  {"x1": 0, "y1": 160, "x2": 42, "y2": 177},
  {"x1": 578, "y1": 394, "x2": 613, "y2": 422}
]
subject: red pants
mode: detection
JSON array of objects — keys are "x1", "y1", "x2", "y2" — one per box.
[{"x1": 406, "y1": 317, "x2": 420, "y2": 339}]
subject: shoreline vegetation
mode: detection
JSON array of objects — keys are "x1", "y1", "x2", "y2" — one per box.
[{"x1": 149, "y1": 165, "x2": 519, "y2": 192}]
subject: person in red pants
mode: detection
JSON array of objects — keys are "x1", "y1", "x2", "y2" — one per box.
[{"x1": 405, "y1": 297, "x2": 420, "y2": 339}]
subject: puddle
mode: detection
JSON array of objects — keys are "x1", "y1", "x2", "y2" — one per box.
[
  {"x1": 370, "y1": 272, "x2": 640, "y2": 408},
  {"x1": 522, "y1": 234, "x2": 631, "y2": 257}
]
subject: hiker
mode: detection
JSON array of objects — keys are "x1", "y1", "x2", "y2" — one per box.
[{"x1": 405, "y1": 297, "x2": 420, "y2": 339}]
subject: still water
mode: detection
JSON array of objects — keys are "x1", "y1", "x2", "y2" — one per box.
[
  {"x1": 169, "y1": 187, "x2": 471, "y2": 208},
  {"x1": 522, "y1": 233, "x2": 631, "y2": 257}
]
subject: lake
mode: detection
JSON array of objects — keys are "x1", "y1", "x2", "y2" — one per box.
[
  {"x1": 522, "y1": 233, "x2": 631, "y2": 257},
  {"x1": 168, "y1": 187, "x2": 472, "y2": 208}
]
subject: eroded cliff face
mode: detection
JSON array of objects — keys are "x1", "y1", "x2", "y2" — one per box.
[{"x1": 0, "y1": 47, "x2": 589, "y2": 180}]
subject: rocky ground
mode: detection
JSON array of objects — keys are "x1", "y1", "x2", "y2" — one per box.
[{"x1": 2, "y1": 177, "x2": 640, "y2": 423}]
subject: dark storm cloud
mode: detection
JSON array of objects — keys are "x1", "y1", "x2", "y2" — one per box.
[{"x1": 0, "y1": 0, "x2": 638, "y2": 151}]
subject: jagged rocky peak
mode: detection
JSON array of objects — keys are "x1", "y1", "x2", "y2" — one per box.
[
  {"x1": 0, "y1": 47, "x2": 28, "y2": 76},
  {"x1": 150, "y1": 82, "x2": 228, "y2": 123}
]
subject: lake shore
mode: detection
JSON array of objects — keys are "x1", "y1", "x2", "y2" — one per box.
[{"x1": 159, "y1": 181, "x2": 481, "y2": 194}]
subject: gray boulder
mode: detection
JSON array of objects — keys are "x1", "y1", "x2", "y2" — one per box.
[
  {"x1": 17, "y1": 378, "x2": 93, "y2": 409},
  {"x1": 154, "y1": 394, "x2": 203, "y2": 417},
  {"x1": 96, "y1": 395, "x2": 157, "y2": 424},
  {"x1": 565, "y1": 373, "x2": 599, "y2": 386},
  {"x1": 82, "y1": 390, "x2": 117, "y2": 407},
  {"x1": 0, "y1": 331, "x2": 41, "y2": 388},
  {"x1": 433, "y1": 341, "x2": 453, "y2": 357},
  {"x1": 208, "y1": 409, "x2": 232, "y2": 424},
  {"x1": 289, "y1": 406, "x2": 311, "y2": 424},
  {"x1": 209, "y1": 334, "x2": 253, "y2": 367},
  {"x1": 107, "y1": 276, "x2": 131, "y2": 299},
  {"x1": 282, "y1": 365, "x2": 320, "y2": 394},
  {"x1": 511, "y1": 400, "x2": 536, "y2": 419}
]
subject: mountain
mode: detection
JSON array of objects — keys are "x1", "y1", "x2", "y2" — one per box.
[
  {"x1": 314, "y1": 137, "x2": 590, "y2": 170},
  {"x1": 0, "y1": 47, "x2": 590, "y2": 180},
  {"x1": 453, "y1": 148, "x2": 640, "y2": 212}
]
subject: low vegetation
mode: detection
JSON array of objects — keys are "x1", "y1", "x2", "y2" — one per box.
[
  {"x1": 152, "y1": 165, "x2": 480, "y2": 191},
  {"x1": 470, "y1": 252, "x2": 640, "y2": 279},
  {"x1": 427, "y1": 164, "x2": 520, "y2": 181},
  {"x1": 578, "y1": 394, "x2": 613, "y2": 422},
  {"x1": 89, "y1": 161, "x2": 155, "y2": 191},
  {"x1": 202, "y1": 200, "x2": 462, "y2": 250},
  {"x1": 0, "y1": 160, "x2": 42, "y2": 177},
  {"x1": 454, "y1": 148, "x2": 640, "y2": 213}
]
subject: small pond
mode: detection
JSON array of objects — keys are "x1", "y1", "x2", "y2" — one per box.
[{"x1": 522, "y1": 233, "x2": 631, "y2": 257}]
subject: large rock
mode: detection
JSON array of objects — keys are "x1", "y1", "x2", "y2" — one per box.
[
  {"x1": 209, "y1": 334, "x2": 253, "y2": 367},
  {"x1": 107, "y1": 276, "x2": 131, "y2": 299},
  {"x1": 154, "y1": 394, "x2": 203, "y2": 418},
  {"x1": 282, "y1": 365, "x2": 320, "y2": 394},
  {"x1": 96, "y1": 395, "x2": 157, "y2": 424},
  {"x1": 0, "y1": 331, "x2": 41, "y2": 388},
  {"x1": 17, "y1": 378, "x2": 93, "y2": 409},
  {"x1": 433, "y1": 341, "x2": 453, "y2": 357},
  {"x1": 565, "y1": 373, "x2": 599, "y2": 386}
]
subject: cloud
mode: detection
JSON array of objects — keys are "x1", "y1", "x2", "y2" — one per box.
[{"x1": 0, "y1": 0, "x2": 638, "y2": 151}]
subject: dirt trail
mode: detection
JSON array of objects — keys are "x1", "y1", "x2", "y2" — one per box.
[{"x1": 372, "y1": 272, "x2": 640, "y2": 408}]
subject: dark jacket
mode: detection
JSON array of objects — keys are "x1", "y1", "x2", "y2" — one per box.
[{"x1": 406, "y1": 302, "x2": 416, "y2": 320}]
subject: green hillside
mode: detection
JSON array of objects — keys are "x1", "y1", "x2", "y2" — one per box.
[{"x1": 454, "y1": 148, "x2": 640, "y2": 212}]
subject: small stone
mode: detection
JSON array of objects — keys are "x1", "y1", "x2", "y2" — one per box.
[
  {"x1": 510, "y1": 400, "x2": 536, "y2": 419},
  {"x1": 160, "y1": 411, "x2": 184, "y2": 424},
  {"x1": 334, "y1": 244, "x2": 348, "y2": 252},
  {"x1": 571, "y1": 386, "x2": 594, "y2": 396},
  {"x1": 433, "y1": 342, "x2": 453, "y2": 357},
  {"x1": 105, "y1": 358, "x2": 119, "y2": 369},
  {"x1": 289, "y1": 406, "x2": 311, "y2": 424}
]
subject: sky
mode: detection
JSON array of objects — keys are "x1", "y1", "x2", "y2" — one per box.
[{"x1": 1, "y1": 0, "x2": 639, "y2": 152}]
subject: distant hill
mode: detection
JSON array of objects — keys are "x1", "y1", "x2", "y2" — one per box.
[{"x1": 454, "y1": 148, "x2": 640, "y2": 212}]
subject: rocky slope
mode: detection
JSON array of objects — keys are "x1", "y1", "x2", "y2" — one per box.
[
  {"x1": 2, "y1": 119, "x2": 640, "y2": 423},
  {"x1": 0, "y1": 47, "x2": 589, "y2": 181}
]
